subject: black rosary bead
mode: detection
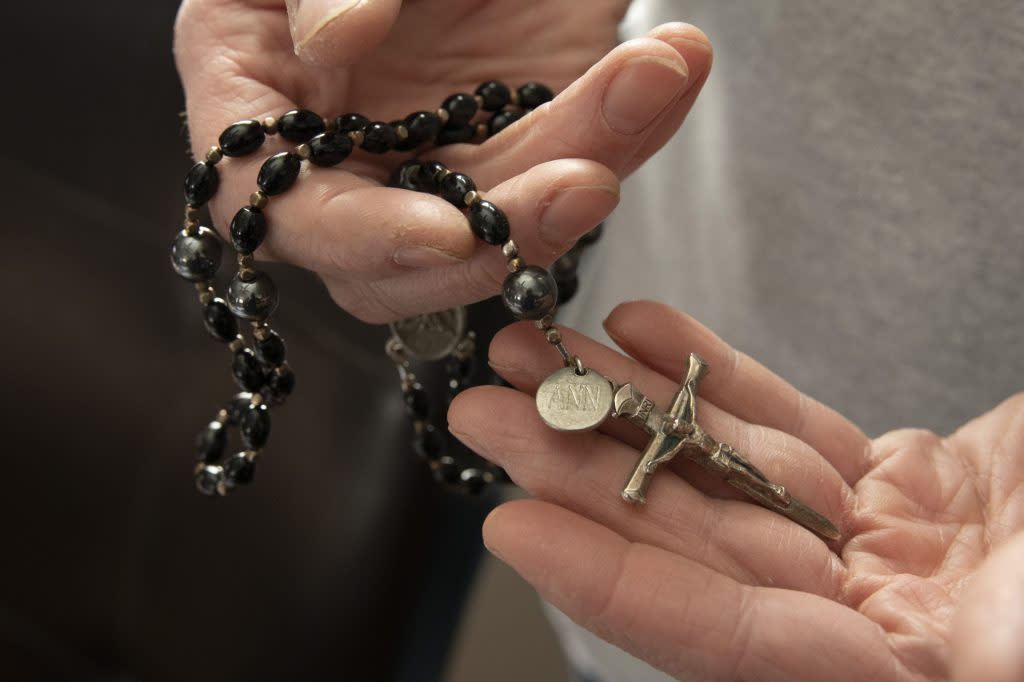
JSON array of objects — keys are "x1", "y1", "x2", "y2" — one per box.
[
  {"x1": 232, "y1": 348, "x2": 266, "y2": 391},
  {"x1": 361, "y1": 122, "x2": 397, "y2": 153},
  {"x1": 404, "y1": 383, "x2": 430, "y2": 419},
  {"x1": 308, "y1": 130, "x2": 354, "y2": 167},
  {"x1": 487, "y1": 110, "x2": 523, "y2": 136},
  {"x1": 226, "y1": 392, "x2": 254, "y2": 425},
  {"x1": 203, "y1": 298, "x2": 238, "y2": 342},
  {"x1": 196, "y1": 420, "x2": 227, "y2": 463},
  {"x1": 441, "y1": 93, "x2": 478, "y2": 126},
  {"x1": 240, "y1": 402, "x2": 271, "y2": 449},
  {"x1": 459, "y1": 468, "x2": 487, "y2": 495},
  {"x1": 419, "y1": 161, "x2": 447, "y2": 193},
  {"x1": 219, "y1": 120, "x2": 266, "y2": 157},
  {"x1": 556, "y1": 273, "x2": 579, "y2": 305},
  {"x1": 334, "y1": 113, "x2": 369, "y2": 133},
  {"x1": 258, "y1": 152, "x2": 302, "y2": 196},
  {"x1": 437, "y1": 124, "x2": 475, "y2": 146},
  {"x1": 403, "y1": 111, "x2": 442, "y2": 147},
  {"x1": 446, "y1": 354, "x2": 476, "y2": 380},
  {"x1": 254, "y1": 329, "x2": 286, "y2": 366},
  {"x1": 268, "y1": 365, "x2": 296, "y2": 403},
  {"x1": 229, "y1": 206, "x2": 267, "y2": 254},
  {"x1": 433, "y1": 456, "x2": 461, "y2": 485},
  {"x1": 171, "y1": 226, "x2": 222, "y2": 281},
  {"x1": 390, "y1": 160, "x2": 422, "y2": 191},
  {"x1": 224, "y1": 452, "x2": 256, "y2": 486},
  {"x1": 475, "y1": 80, "x2": 511, "y2": 111},
  {"x1": 184, "y1": 161, "x2": 220, "y2": 206},
  {"x1": 195, "y1": 464, "x2": 224, "y2": 496},
  {"x1": 468, "y1": 200, "x2": 510, "y2": 245},
  {"x1": 413, "y1": 425, "x2": 444, "y2": 461},
  {"x1": 440, "y1": 172, "x2": 476, "y2": 207},
  {"x1": 552, "y1": 244, "x2": 582, "y2": 278},
  {"x1": 502, "y1": 265, "x2": 558, "y2": 320},
  {"x1": 278, "y1": 109, "x2": 326, "y2": 143},
  {"x1": 517, "y1": 82, "x2": 555, "y2": 109},
  {"x1": 227, "y1": 271, "x2": 279, "y2": 321}
]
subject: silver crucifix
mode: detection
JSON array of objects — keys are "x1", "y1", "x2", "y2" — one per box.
[{"x1": 611, "y1": 353, "x2": 840, "y2": 540}]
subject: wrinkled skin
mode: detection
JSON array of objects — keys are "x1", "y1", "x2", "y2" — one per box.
[
  {"x1": 174, "y1": 0, "x2": 712, "y2": 322},
  {"x1": 449, "y1": 300, "x2": 1024, "y2": 682}
]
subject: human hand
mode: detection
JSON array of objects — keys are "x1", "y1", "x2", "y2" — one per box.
[
  {"x1": 173, "y1": 1, "x2": 712, "y2": 322},
  {"x1": 449, "y1": 300, "x2": 1024, "y2": 681}
]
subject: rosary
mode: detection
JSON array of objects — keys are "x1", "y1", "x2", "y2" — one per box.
[{"x1": 171, "y1": 79, "x2": 839, "y2": 540}]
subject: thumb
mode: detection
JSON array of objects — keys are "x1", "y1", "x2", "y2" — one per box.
[
  {"x1": 284, "y1": 0, "x2": 402, "y2": 67},
  {"x1": 951, "y1": 530, "x2": 1024, "y2": 682}
]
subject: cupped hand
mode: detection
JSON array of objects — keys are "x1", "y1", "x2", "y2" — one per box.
[
  {"x1": 173, "y1": 0, "x2": 712, "y2": 322},
  {"x1": 449, "y1": 300, "x2": 1024, "y2": 681}
]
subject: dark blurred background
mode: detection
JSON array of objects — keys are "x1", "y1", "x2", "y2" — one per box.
[{"x1": 0, "y1": 2, "x2": 565, "y2": 680}]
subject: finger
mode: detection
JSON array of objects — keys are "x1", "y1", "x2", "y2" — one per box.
[
  {"x1": 438, "y1": 32, "x2": 713, "y2": 188},
  {"x1": 484, "y1": 500, "x2": 903, "y2": 682},
  {"x1": 325, "y1": 158, "x2": 619, "y2": 322},
  {"x1": 605, "y1": 301, "x2": 872, "y2": 485},
  {"x1": 487, "y1": 321, "x2": 854, "y2": 533},
  {"x1": 284, "y1": 0, "x2": 402, "y2": 67},
  {"x1": 449, "y1": 385, "x2": 846, "y2": 596}
]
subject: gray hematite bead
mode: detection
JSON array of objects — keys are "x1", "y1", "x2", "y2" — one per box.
[
  {"x1": 227, "y1": 271, "x2": 278, "y2": 320},
  {"x1": 170, "y1": 226, "x2": 222, "y2": 281},
  {"x1": 502, "y1": 265, "x2": 558, "y2": 320}
]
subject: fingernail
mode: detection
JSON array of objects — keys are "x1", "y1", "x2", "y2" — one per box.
[
  {"x1": 393, "y1": 244, "x2": 467, "y2": 269},
  {"x1": 294, "y1": 0, "x2": 361, "y2": 54},
  {"x1": 539, "y1": 185, "x2": 619, "y2": 248},
  {"x1": 602, "y1": 55, "x2": 689, "y2": 135}
]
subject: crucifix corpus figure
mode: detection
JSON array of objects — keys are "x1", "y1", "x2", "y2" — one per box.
[{"x1": 611, "y1": 353, "x2": 840, "y2": 540}]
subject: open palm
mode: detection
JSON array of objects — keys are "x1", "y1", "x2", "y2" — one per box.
[
  {"x1": 174, "y1": 0, "x2": 712, "y2": 322},
  {"x1": 449, "y1": 300, "x2": 1024, "y2": 681}
]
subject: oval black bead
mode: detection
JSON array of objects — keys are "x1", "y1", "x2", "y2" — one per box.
[
  {"x1": 468, "y1": 200, "x2": 510, "y2": 245},
  {"x1": 184, "y1": 161, "x2": 219, "y2": 206},
  {"x1": 502, "y1": 265, "x2": 558, "y2": 320},
  {"x1": 255, "y1": 330, "x2": 286, "y2": 366},
  {"x1": 413, "y1": 425, "x2": 444, "y2": 461},
  {"x1": 487, "y1": 110, "x2": 523, "y2": 136},
  {"x1": 171, "y1": 226, "x2": 222, "y2": 281},
  {"x1": 442, "y1": 93, "x2": 478, "y2": 126},
  {"x1": 517, "y1": 82, "x2": 555, "y2": 109},
  {"x1": 552, "y1": 244, "x2": 582, "y2": 277},
  {"x1": 268, "y1": 366, "x2": 296, "y2": 403},
  {"x1": 361, "y1": 122, "x2": 397, "y2": 153},
  {"x1": 195, "y1": 465, "x2": 223, "y2": 496},
  {"x1": 278, "y1": 109, "x2": 326, "y2": 143},
  {"x1": 258, "y1": 152, "x2": 302, "y2": 196},
  {"x1": 579, "y1": 222, "x2": 605, "y2": 246},
  {"x1": 224, "y1": 452, "x2": 256, "y2": 486},
  {"x1": 232, "y1": 348, "x2": 266, "y2": 391},
  {"x1": 309, "y1": 130, "x2": 353, "y2": 167},
  {"x1": 240, "y1": 403, "x2": 271, "y2": 449},
  {"x1": 196, "y1": 420, "x2": 227, "y2": 463},
  {"x1": 433, "y1": 456, "x2": 461, "y2": 485},
  {"x1": 440, "y1": 172, "x2": 476, "y2": 207},
  {"x1": 226, "y1": 393, "x2": 254, "y2": 425},
  {"x1": 419, "y1": 161, "x2": 447, "y2": 193},
  {"x1": 403, "y1": 111, "x2": 442, "y2": 147},
  {"x1": 476, "y1": 80, "x2": 511, "y2": 111},
  {"x1": 227, "y1": 271, "x2": 278, "y2": 321},
  {"x1": 203, "y1": 298, "x2": 238, "y2": 342},
  {"x1": 460, "y1": 468, "x2": 487, "y2": 495},
  {"x1": 445, "y1": 354, "x2": 476, "y2": 380},
  {"x1": 334, "y1": 113, "x2": 369, "y2": 133},
  {"x1": 229, "y1": 206, "x2": 267, "y2": 254},
  {"x1": 390, "y1": 160, "x2": 423, "y2": 191},
  {"x1": 404, "y1": 383, "x2": 430, "y2": 419},
  {"x1": 556, "y1": 273, "x2": 579, "y2": 305},
  {"x1": 219, "y1": 120, "x2": 265, "y2": 157},
  {"x1": 437, "y1": 124, "x2": 475, "y2": 146}
]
